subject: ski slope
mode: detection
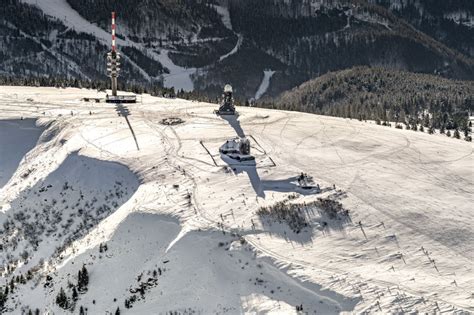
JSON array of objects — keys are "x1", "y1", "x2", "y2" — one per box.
[
  {"x1": 212, "y1": 5, "x2": 234, "y2": 31},
  {"x1": 20, "y1": 0, "x2": 248, "y2": 92},
  {"x1": 219, "y1": 34, "x2": 243, "y2": 62},
  {"x1": 255, "y1": 70, "x2": 276, "y2": 100},
  {"x1": 158, "y1": 50, "x2": 196, "y2": 92},
  {"x1": 0, "y1": 86, "x2": 473, "y2": 314},
  {"x1": 21, "y1": 0, "x2": 194, "y2": 90}
]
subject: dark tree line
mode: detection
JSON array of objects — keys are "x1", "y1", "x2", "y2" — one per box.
[
  {"x1": 372, "y1": 0, "x2": 474, "y2": 57},
  {"x1": 228, "y1": 0, "x2": 474, "y2": 84},
  {"x1": 0, "y1": 75, "x2": 175, "y2": 98},
  {"x1": 272, "y1": 66, "x2": 473, "y2": 139},
  {"x1": 66, "y1": 0, "x2": 226, "y2": 43}
]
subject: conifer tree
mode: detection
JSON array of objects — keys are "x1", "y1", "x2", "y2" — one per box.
[
  {"x1": 0, "y1": 290, "x2": 6, "y2": 310},
  {"x1": 78, "y1": 265, "x2": 89, "y2": 292},
  {"x1": 72, "y1": 286, "x2": 78, "y2": 301},
  {"x1": 55, "y1": 287, "x2": 69, "y2": 309}
]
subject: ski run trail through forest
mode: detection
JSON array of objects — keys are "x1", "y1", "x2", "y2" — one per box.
[
  {"x1": 0, "y1": 86, "x2": 473, "y2": 314},
  {"x1": 20, "y1": 0, "x2": 251, "y2": 93}
]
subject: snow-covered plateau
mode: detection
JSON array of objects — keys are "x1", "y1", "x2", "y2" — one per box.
[{"x1": 0, "y1": 86, "x2": 473, "y2": 314}]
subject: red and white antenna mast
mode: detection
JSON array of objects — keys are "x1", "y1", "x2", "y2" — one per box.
[
  {"x1": 111, "y1": 11, "x2": 116, "y2": 52},
  {"x1": 107, "y1": 11, "x2": 120, "y2": 97}
]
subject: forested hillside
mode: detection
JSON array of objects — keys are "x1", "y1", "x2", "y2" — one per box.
[
  {"x1": 0, "y1": 0, "x2": 160, "y2": 83},
  {"x1": 370, "y1": 0, "x2": 474, "y2": 57},
  {"x1": 67, "y1": 0, "x2": 232, "y2": 43},
  {"x1": 274, "y1": 67, "x2": 473, "y2": 135},
  {"x1": 228, "y1": 0, "x2": 473, "y2": 89},
  {"x1": 0, "y1": 0, "x2": 473, "y2": 100}
]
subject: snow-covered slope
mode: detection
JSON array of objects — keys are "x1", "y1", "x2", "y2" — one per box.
[
  {"x1": 0, "y1": 119, "x2": 44, "y2": 189},
  {"x1": 0, "y1": 86, "x2": 473, "y2": 314},
  {"x1": 255, "y1": 70, "x2": 276, "y2": 100}
]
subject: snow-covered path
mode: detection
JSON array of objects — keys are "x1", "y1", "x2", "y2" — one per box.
[
  {"x1": 1, "y1": 87, "x2": 473, "y2": 314},
  {"x1": 255, "y1": 70, "x2": 276, "y2": 100},
  {"x1": 212, "y1": 5, "x2": 233, "y2": 30},
  {"x1": 219, "y1": 33, "x2": 243, "y2": 62},
  {"x1": 211, "y1": 4, "x2": 244, "y2": 63}
]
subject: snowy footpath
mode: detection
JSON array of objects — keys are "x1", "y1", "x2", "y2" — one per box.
[{"x1": 0, "y1": 86, "x2": 473, "y2": 314}]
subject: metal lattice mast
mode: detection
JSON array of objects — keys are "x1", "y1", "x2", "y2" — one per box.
[{"x1": 107, "y1": 12, "x2": 120, "y2": 97}]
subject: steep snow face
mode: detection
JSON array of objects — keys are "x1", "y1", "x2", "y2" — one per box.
[
  {"x1": 0, "y1": 86, "x2": 473, "y2": 314},
  {"x1": 22, "y1": 212, "x2": 356, "y2": 314},
  {"x1": 0, "y1": 119, "x2": 44, "y2": 188},
  {"x1": 0, "y1": 152, "x2": 139, "y2": 275},
  {"x1": 255, "y1": 70, "x2": 276, "y2": 100}
]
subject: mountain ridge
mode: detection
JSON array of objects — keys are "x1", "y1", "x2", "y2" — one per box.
[{"x1": 1, "y1": 0, "x2": 472, "y2": 99}]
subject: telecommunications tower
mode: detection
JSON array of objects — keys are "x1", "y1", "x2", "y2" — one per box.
[
  {"x1": 107, "y1": 12, "x2": 120, "y2": 97},
  {"x1": 105, "y1": 12, "x2": 136, "y2": 103}
]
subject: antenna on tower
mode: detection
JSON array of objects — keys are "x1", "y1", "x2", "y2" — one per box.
[
  {"x1": 107, "y1": 11, "x2": 120, "y2": 97},
  {"x1": 105, "y1": 12, "x2": 136, "y2": 103}
]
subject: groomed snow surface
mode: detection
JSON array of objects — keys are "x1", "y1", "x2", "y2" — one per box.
[{"x1": 0, "y1": 86, "x2": 473, "y2": 314}]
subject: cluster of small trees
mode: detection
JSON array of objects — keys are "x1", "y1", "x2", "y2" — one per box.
[
  {"x1": 55, "y1": 265, "x2": 89, "y2": 310},
  {"x1": 0, "y1": 266, "x2": 36, "y2": 310},
  {"x1": 257, "y1": 200, "x2": 309, "y2": 233},
  {"x1": 257, "y1": 197, "x2": 351, "y2": 233},
  {"x1": 315, "y1": 198, "x2": 349, "y2": 220},
  {"x1": 124, "y1": 268, "x2": 161, "y2": 309},
  {"x1": 377, "y1": 113, "x2": 472, "y2": 141}
]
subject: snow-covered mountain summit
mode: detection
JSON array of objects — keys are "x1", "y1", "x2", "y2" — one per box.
[{"x1": 0, "y1": 86, "x2": 473, "y2": 314}]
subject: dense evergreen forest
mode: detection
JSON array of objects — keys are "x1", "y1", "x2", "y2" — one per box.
[
  {"x1": 66, "y1": 0, "x2": 230, "y2": 42},
  {"x1": 273, "y1": 67, "x2": 473, "y2": 139},
  {"x1": 229, "y1": 0, "x2": 474, "y2": 85},
  {"x1": 370, "y1": 0, "x2": 474, "y2": 57}
]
